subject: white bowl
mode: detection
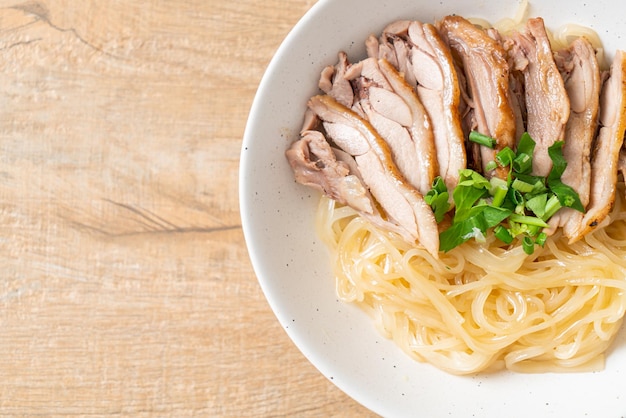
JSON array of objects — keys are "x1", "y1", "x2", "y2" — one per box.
[{"x1": 240, "y1": 0, "x2": 626, "y2": 416}]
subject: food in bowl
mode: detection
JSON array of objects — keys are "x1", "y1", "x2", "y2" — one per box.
[{"x1": 284, "y1": 6, "x2": 626, "y2": 374}]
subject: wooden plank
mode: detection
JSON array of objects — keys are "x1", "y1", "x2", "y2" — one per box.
[{"x1": 0, "y1": 0, "x2": 378, "y2": 415}]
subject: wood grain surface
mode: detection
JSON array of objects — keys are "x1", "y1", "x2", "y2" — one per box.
[{"x1": 0, "y1": 0, "x2": 378, "y2": 415}]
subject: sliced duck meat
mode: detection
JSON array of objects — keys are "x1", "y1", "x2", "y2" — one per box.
[
  {"x1": 346, "y1": 58, "x2": 438, "y2": 195},
  {"x1": 371, "y1": 20, "x2": 466, "y2": 191},
  {"x1": 344, "y1": 57, "x2": 393, "y2": 94},
  {"x1": 548, "y1": 38, "x2": 601, "y2": 240},
  {"x1": 508, "y1": 17, "x2": 570, "y2": 176},
  {"x1": 307, "y1": 94, "x2": 440, "y2": 256},
  {"x1": 445, "y1": 54, "x2": 483, "y2": 173},
  {"x1": 353, "y1": 82, "x2": 427, "y2": 194},
  {"x1": 286, "y1": 130, "x2": 427, "y2": 241},
  {"x1": 486, "y1": 27, "x2": 528, "y2": 143},
  {"x1": 318, "y1": 51, "x2": 354, "y2": 108},
  {"x1": 506, "y1": 70, "x2": 528, "y2": 141},
  {"x1": 487, "y1": 27, "x2": 528, "y2": 141},
  {"x1": 438, "y1": 15, "x2": 516, "y2": 179},
  {"x1": 286, "y1": 130, "x2": 374, "y2": 214},
  {"x1": 315, "y1": 53, "x2": 439, "y2": 196},
  {"x1": 300, "y1": 108, "x2": 320, "y2": 132},
  {"x1": 365, "y1": 35, "x2": 383, "y2": 63},
  {"x1": 573, "y1": 50, "x2": 626, "y2": 239},
  {"x1": 406, "y1": 21, "x2": 466, "y2": 191},
  {"x1": 376, "y1": 21, "x2": 419, "y2": 88}
]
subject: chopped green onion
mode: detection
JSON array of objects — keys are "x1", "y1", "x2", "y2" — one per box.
[
  {"x1": 508, "y1": 214, "x2": 550, "y2": 228},
  {"x1": 547, "y1": 142, "x2": 585, "y2": 212},
  {"x1": 453, "y1": 170, "x2": 491, "y2": 222},
  {"x1": 485, "y1": 160, "x2": 498, "y2": 172},
  {"x1": 547, "y1": 141, "x2": 567, "y2": 180},
  {"x1": 508, "y1": 220, "x2": 526, "y2": 237},
  {"x1": 494, "y1": 225, "x2": 514, "y2": 244},
  {"x1": 535, "y1": 232, "x2": 548, "y2": 247},
  {"x1": 489, "y1": 177, "x2": 508, "y2": 190},
  {"x1": 439, "y1": 203, "x2": 511, "y2": 251},
  {"x1": 434, "y1": 132, "x2": 585, "y2": 254},
  {"x1": 543, "y1": 195, "x2": 562, "y2": 220},
  {"x1": 525, "y1": 194, "x2": 547, "y2": 218},
  {"x1": 512, "y1": 178, "x2": 535, "y2": 193},
  {"x1": 522, "y1": 236, "x2": 535, "y2": 254},
  {"x1": 469, "y1": 131, "x2": 497, "y2": 149},
  {"x1": 509, "y1": 188, "x2": 524, "y2": 206},
  {"x1": 531, "y1": 179, "x2": 546, "y2": 193},
  {"x1": 514, "y1": 173, "x2": 545, "y2": 187},
  {"x1": 548, "y1": 179, "x2": 584, "y2": 212},
  {"x1": 516, "y1": 132, "x2": 536, "y2": 157},
  {"x1": 513, "y1": 153, "x2": 532, "y2": 174},
  {"x1": 526, "y1": 224, "x2": 542, "y2": 237},
  {"x1": 431, "y1": 176, "x2": 448, "y2": 194},
  {"x1": 496, "y1": 147, "x2": 516, "y2": 167},
  {"x1": 491, "y1": 183, "x2": 508, "y2": 208}
]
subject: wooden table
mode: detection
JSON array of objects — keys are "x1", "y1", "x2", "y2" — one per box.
[{"x1": 0, "y1": 0, "x2": 378, "y2": 415}]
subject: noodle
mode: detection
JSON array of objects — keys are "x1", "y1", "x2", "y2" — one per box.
[
  {"x1": 553, "y1": 24, "x2": 606, "y2": 68},
  {"x1": 315, "y1": 185, "x2": 626, "y2": 374},
  {"x1": 491, "y1": 0, "x2": 529, "y2": 34}
]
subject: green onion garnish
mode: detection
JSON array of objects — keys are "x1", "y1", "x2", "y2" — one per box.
[
  {"x1": 431, "y1": 132, "x2": 585, "y2": 254},
  {"x1": 494, "y1": 225, "x2": 514, "y2": 244},
  {"x1": 508, "y1": 214, "x2": 550, "y2": 228},
  {"x1": 513, "y1": 153, "x2": 532, "y2": 174},
  {"x1": 496, "y1": 147, "x2": 516, "y2": 167},
  {"x1": 469, "y1": 131, "x2": 497, "y2": 149},
  {"x1": 535, "y1": 232, "x2": 548, "y2": 247},
  {"x1": 512, "y1": 178, "x2": 535, "y2": 194},
  {"x1": 522, "y1": 236, "x2": 535, "y2": 254}
]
